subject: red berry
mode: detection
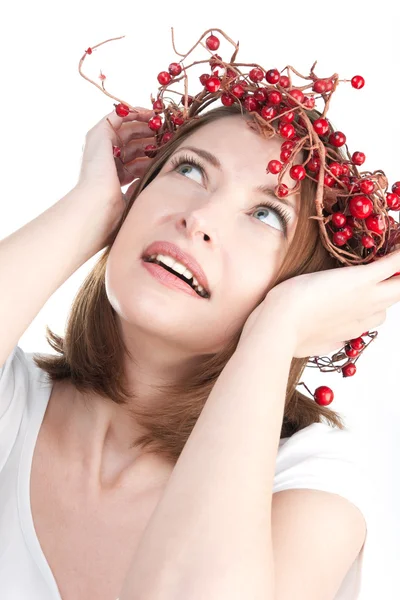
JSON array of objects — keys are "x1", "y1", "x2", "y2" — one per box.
[
  {"x1": 181, "y1": 94, "x2": 194, "y2": 106},
  {"x1": 352, "y1": 151, "x2": 366, "y2": 166},
  {"x1": 341, "y1": 164, "x2": 350, "y2": 176},
  {"x1": 288, "y1": 89, "x2": 305, "y2": 106},
  {"x1": 360, "y1": 180, "x2": 375, "y2": 194},
  {"x1": 366, "y1": 213, "x2": 385, "y2": 234},
  {"x1": 244, "y1": 96, "x2": 259, "y2": 112},
  {"x1": 171, "y1": 113, "x2": 184, "y2": 126},
  {"x1": 254, "y1": 88, "x2": 269, "y2": 103},
  {"x1": 312, "y1": 79, "x2": 327, "y2": 93},
  {"x1": 144, "y1": 144, "x2": 157, "y2": 158},
  {"x1": 332, "y1": 212, "x2": 347, "y2": 228},
  {"x1": 279, "y1": 75, "x2": 290, "y2": 88},
  {"x1": 345, "y1": 344, "x2": 359, "y2": 358},
  {"x1": 341, "y1": 225, "x2": 354, "y2": 239},
  {"x1": 329, "y1": 162, "x2": 343, "y2": 177},
  {"x1": 391, "y1": 181, "x2": 400, "y2": 195},
  {"x1": 261, "y1": 105, "x2": 278, "y2": 121},
  {"x1": 206, "y1": 34, "x2": 220, "y2": 51},
  {"x1": 85, "y1": 47, "x2": 93, "y2": 55},
  {"x1": 265, "y1": 69, "x2": 280, "y2": 84},
  {"x1": 157, "y1": 71, "x2": 172, "y2": 85},
  {"x1": 280, "y1": 149, "x2": 292, "y2": 162},
  {"x1": 333, "y1": 231, "x2": 349, "y2": 246},
  {"x1": 115, "y1": 103, "x2": 130, "y2": 117},
  {"x1": 290, "y1": 165, "x2": 306, "y2": 180},
  {"x1": 168, "y1": 62, "x2": 182, "y2": 76},
  {"x1": 350, "y1": 337, "x2": 365, "y2": 351},
  {"x1": 281, "y1": 140, "x2": 295, "y2": 151},
  {"x1": 249, "y1": 68, "x2": 264, "y2": 82},
  {"x1": 329, "y1": 131, "x2": 346, "y2": 147},
  {"x1": 349, "y1": 196, "x2": 374, "y2": 219},
  {"x1": 267, "y1": 160, "x2": 283, "y2": 174},
  {"x1": 324, "y1": 79, "x2": 334, "y2": 91},
  {"x1": 112, "y1": 145, "x2": 121, "y2": 158},
  {"x1": 153, "y1": 99, "x2": 165, "y2": 111},
  {"x1": 351, "y1": 75, "x2": 365, "y2": 89},
  {"x1": 278, "y1": 122, "x2": 295, "y2": 138},
  {"x1": 268, "y1": 90, "x2": 282, "y2": 105},
  {"x1": 276, "y1": 183, "x2": 289, "y2": 197},
  {"x1": 307, "y1": 158, "x2": 320, "y2": 173},
  {"x1": 205, "y1": 76, "x2": 221, "y2": 93},
  {"x1": 279, "y1": 109, "x2": 295, "y2": 123},
  {"x1": 221, "y1": 93, "x2": 235, "y2": 106},
  {"x1": 386, "y1": 193, "x2": 400, "y2": 210},
  {"x1": 313, "y1": 118, "x2": 330, "y2": 136},
  {"x1": 314, "y1": 385, "x2": 334, "y2": 406},
  {"x1": 199, "y1": 73, "x2": 210, "y2": 85},
  {"x1": 161, "y1": 131, "x2": 174, "y2": 144},
  {"x1": 148, "y1": 115, "x2": 163, "y2": 131},
  {"x1": 231, "y1": 83, "x2": 245, "y2": 98},
  {"x1": 324, "y1": 174, "x2": 335, "y2": 187},
  {"x1": 342, "y1": 362, "x2": 357, "y2": 377}
]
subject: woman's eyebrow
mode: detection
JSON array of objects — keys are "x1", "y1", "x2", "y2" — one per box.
[{"x1": 172, "y1": 145, "x2": 298, "y2": 214}]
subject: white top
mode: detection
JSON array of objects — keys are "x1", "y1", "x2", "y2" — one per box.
[{"x1": 0, "y1": 345, "x2": 370, "y2": 600}]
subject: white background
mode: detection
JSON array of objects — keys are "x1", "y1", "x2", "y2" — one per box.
[{"x1": 0, "y1": 1, "x2": 399, "y2": 596}]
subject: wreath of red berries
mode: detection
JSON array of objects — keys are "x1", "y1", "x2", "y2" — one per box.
[{"x1": 79, "y1": 28, "x2": 400, "y2": 407}]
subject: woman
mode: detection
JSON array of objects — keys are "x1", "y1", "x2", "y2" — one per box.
[{"x1": 1, "y1": 96, "x2": 400, "y2": 598}]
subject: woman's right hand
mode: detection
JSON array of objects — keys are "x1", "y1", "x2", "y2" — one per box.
[{"x1": 75, "y1": 105, "x2": 157, "y2": 214}]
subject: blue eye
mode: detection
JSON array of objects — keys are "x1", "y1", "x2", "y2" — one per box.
[{"x1": 169, "y1": 153, "x2": 291, "y2": 235}]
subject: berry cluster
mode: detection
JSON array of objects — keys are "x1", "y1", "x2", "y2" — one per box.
[{"x1": 79, "y1": 29, "x2": 400, "y2": 406}]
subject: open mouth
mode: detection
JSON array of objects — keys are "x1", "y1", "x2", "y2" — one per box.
[{"x1": 143, "y1": 256, "x2": 210, "y2": 299}]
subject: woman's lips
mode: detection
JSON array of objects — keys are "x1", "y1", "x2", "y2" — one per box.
[{"x1": 141, "y1": 259, "x2": 203, "y2": 298}]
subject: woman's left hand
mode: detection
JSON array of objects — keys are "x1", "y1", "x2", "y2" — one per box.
[{"x1": 239, "y1": 248, "x2": 400, "y2": 359}]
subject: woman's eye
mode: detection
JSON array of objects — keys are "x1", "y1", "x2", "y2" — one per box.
[
  {"x1": 251, "y1": 204, "x2": 290, "y2": 235},
  {"x1": 172, "y1": 158, "x2": 204, "y2": 184}
]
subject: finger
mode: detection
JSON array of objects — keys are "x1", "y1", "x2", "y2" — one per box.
[
  {"x1": 119, "y1": 137, "x2": 157, "y2": 164},
  {"x1": 370, "y1": 247, "x2": 400, "y2": 283},
  {"x1": 117, "y1": 121, "x2": 157, "y2": 144},
  {"x1": 118, "y1": 106, "x2": 156, "y2": 123}
]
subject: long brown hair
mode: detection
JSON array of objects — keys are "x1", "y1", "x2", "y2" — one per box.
[{"x1": 34, "y1": 103, "x2": 347, "y2": 464}]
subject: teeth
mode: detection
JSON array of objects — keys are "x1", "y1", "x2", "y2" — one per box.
[{"x1": 146, "y1": 252, "x2": 209, "y2": 298}]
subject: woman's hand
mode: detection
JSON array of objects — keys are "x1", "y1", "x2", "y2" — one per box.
[
  {"x1": 240, "y1": 248, "x2": 400, "y2": 359},
  {"x1": 75, "y1": 105, "x2": 157, "y2": 211}
]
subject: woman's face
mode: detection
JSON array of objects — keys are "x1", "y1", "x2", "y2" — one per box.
[{"x1": 105, "y1": 114, "x2": 301, "y2": 356}]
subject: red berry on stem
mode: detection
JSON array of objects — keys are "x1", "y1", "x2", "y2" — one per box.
[
  {"x1": 333, "y1": 231, "x2": 349, "y2": 246},
  {"x1": 244, "y1": 96, "x2": 259, "y2": 112},
  {"x1": 144, "y1": 144, "x2": 157, "y2": 158},
  {"x1": 391, "y1": 181, "x2": 400, "y2": 195},
  {"x1": 206, "y1": 34, "x2": 220, "y2": 50},
  {"x1": 157, "y1": 71, "x2": 172, "y2": 85},
  {"x1": 113, "y1": 146, "x2": 121, "y2": 158},
  {"x1": 352, "y1": 151, "x2": 366, "y2": 166},
  {"x1": 324, "y1": 174, "x2": 335, "y2": 187},
  {"x1": 329, "y1": 162, "x2": 343, "y2": 177},
  {"x1": 314, "y1": 386, "x2": 334, "y2": 406},
  {"x1": 115, "y1": 103, "x2": 130, "y2": 117},
  {"x1": 332, "y1": 212, "x2": 347, "y2": 228},
  {"x1": 148, "y1": 115, "x2": 163, "y2": 131},
  {"x1": 261, "y1": 105, "x2": 278, "y2": 121},
  {"x1": 342, "y1": 362, "x2": 357, "y2": 377},
  {"x1": 329, "y1": 131, "x2": 346, "y2": 147},
  {"x1": 199, "y1": 73, "x2": 210, "y2": 85},
  {"x1": 221, "y1": 93, "x2": 235, "y2": 106},
  {"x1": 386, "y1": 193, "x2": 400, "y2": 210},
  {"x1": 86, "y1": 47, "x2": 93, "y2": 55},
  {"x1": 249, "y1": 68, "x2": 264, "y2": 82},
  {"x1": 279, "y1": 109, "x2": 295, "y2": 124},
  {"x1": 231, "y1": 83, "x2": 245, "y2": 98},
  {"x1": 254, "y1": 88, "x2": 269, "y2": 103},
  {"x1": 288, "y1": 89, "x2": 305, "y2": 106},
  {"x1": 366, "y1": 214, "x2": 385, "y2": 234},
  {"x1": 279, "y1": 75, "x2": 290, "y2": 88},
  {"x1": 303, "y1": 95, "x2": 316, "y2": 109},
  {"x1": 290, "y1": 165, "x2": 306, "y2": 180},
  {"x1": 205, "y1": 76, "x2": 221, "y2": 93},
  {"x1": 276, "y1": 183, "x2": 289, "y2": 197},
  {"x1": 278, "y1": 122, "x2": 295, "y2": 138},
  {"x1": 161, "y1": 131, "x2": 174, "y2": 144},
  {"x1": 349, "y1": 196, "x2": 374, "y2": 219},
  {"x1": 312, "y1": 79, "x2": 327, "y2": 93},
  {"x1": 168, "y1": 62, "x2": 182, "y2": 76},
  {"x1": 153, "y1": 99, "x2": 165, "y2": 111},
  {"x1": 267, "y1": 160, "x2": 283, "y2": 174},
  {"x1": 361, "y1": 234, "x2": 375, "y2": 249},
  {"x1": 360, "y1": 180, "x2": 375, "y2": 194},
  {"x1": 268, "y1": 90, "x2": 282, "y2": 105},
  {"x1": 313, "y1": 118, "x2": 330, "y2": 136},
  {"x1": 265, "y1": 69, "x2": 280, "y2": 84},
  {"x1": 351, "y1": 75, "x2": 365, "y2": 89},
  {"x1": 350, "y1": 337, "x2": 365, "y2": 351}
]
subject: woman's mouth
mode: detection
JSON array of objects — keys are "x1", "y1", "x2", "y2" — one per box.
[{"x1": 142, "y1": 256, "x2": 210, "y2": 299}]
